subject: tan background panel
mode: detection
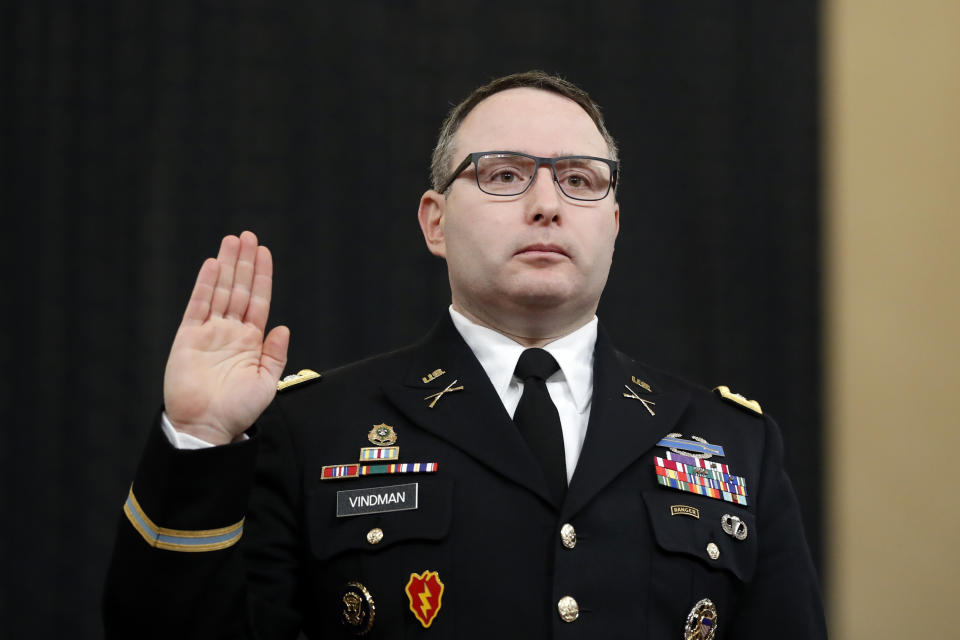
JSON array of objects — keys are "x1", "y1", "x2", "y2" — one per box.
[{"x1": 825, "y1": 1, "x2": 960, "y2": 637}]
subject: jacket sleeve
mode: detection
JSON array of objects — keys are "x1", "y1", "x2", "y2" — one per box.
[
  {"x1": 102, "y1": 402, "x2": 305, "y2": 639},
  {"x1": 726, "y1": 415, "x2": 829, "y2": 638}
]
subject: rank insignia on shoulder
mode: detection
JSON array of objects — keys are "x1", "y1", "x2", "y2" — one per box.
[
  {"x1": 421, "y1": 368, "x2": 445, "y2": 384},
  {"x1": 685, "y1": 598, "x2": 718, "y2": 640},
  {"x1": 405, "y1": 570, "x2": 444, "y2": 628},
  {"x1": 713, "y1": 385, "x2": 762, "y2": 416},
  {"x1": 277, "y1": 369, "x2": 321, "y2": 391},
  {"x1": 339, "y1": 582, "x2": 375, "y2": 635}
]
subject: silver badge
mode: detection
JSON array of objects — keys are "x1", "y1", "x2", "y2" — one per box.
[{"x1": 721, "y1": 514, "x2": 748, "y2": 541}]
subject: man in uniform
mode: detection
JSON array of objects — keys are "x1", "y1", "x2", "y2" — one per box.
[{"x1": 104, "y1": 71, "x2": 827, "y2": 638}]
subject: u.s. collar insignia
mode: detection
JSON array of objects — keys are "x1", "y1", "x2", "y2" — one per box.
[
  {"x1": 623, "y1": 384, "x2": 656, "y2": 415},
  {"x1": 421, "y1": 368, "x2": 445, "y2": 384},
  {"x1": 685, "y1": 598, "x2": 718, "y2": 640},
  {"x1": 368, "y1": 423, "x2": 397, "y2": 446},
  {"x1": 405, "y1": 570, "x2": 444, "y2": 628},
  {"x1": 340, "y1": 582, "x2": 375, "y2": 635},
  {"x1": 659, "y1": 433, "x2": 725, "y2": 459},
  {"x1": 631, "y1": 376, "x2": 652, "y2": 392}
]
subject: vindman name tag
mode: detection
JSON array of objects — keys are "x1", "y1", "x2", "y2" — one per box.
[{"x1": 336, "y1": 483, "x2": 419, "y2": 518}]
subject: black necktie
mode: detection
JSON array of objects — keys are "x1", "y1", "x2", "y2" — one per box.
[{"x1": 513, "y1": 348, "x2": 567, "y2": 502}]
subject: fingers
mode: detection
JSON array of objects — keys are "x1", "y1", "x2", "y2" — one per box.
[
  {"x1": 224, "y1": 231, "x2": 259, "y2": 321},
  {"x1": 260, "y1": 325, "x2": 290, "y2": 382},
  {"x1": 209, "y1": 235, "x2": 241, "y2": 318},
  {"x1": 181, "y1": 258, "x2": 220, "y2": 326},
  {"x1": 244, "y1": 245, "x2": 274, "y2": 334}
]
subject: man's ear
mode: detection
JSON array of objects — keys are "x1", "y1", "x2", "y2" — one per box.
[{"x1": 418, "y1": 189, "x2": 447, "y2": 258}]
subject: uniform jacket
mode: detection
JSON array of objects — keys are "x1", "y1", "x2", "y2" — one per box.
[{"x1": 103, "y1": 314, "x2": 827, "y2": 639}]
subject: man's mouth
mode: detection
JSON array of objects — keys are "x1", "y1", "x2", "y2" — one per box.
[{"x1": 515, "y1": 243, "x2": 569, "y2": 258}]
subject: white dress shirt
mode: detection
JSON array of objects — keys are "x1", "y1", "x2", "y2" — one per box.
[
  {"x1": 164, "y1": 307, "x2": 599, "y2": 482},
  {"x1": 448, "y1": 306, "x2": 596, "y2": 482}
]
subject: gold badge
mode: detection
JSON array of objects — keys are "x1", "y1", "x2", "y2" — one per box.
[
  {"x1": 422, "y1": 368, "x2": 445, "y2": 383},
  {"x1": 423, "y1": 379, "x2": 464, "y2": 409},
  {"x1": 622, "y1": 384, "x2": 656, "y2": 416},
  {"x1": 713, "y1": 385, "x2": 762, "y2": 415},
  {"x1": 276, "y1": 369, "x2": 321, "y2": 391},
  {"x1": 368, "y1": 424, "x2": 397, "y2": 446},
  {"x1": 685, "y1": 598, "x2": 718, "y2": 640},
  {"x1": 340, "y1": 582, "x2": 375, "y2": 635}
]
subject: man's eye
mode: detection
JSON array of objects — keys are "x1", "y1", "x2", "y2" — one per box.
[
  {"x1": 493, "y1": 170, "x2": 517, "y2": 183},
  {"x1": 562, "y1": 173, "x2": 592, "y2": 189}
]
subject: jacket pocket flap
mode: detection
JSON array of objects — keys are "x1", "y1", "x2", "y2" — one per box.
[
  {"x1": 643, "y1": 488, "x2": 757, "y2": 582},
  {"x1": 306, "y1": 477, "x2": 453, "y2": 561}
]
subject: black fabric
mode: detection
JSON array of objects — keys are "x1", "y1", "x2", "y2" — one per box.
[
  {"x1": 102, "y1": 315, "x2": 827, "y2": 638},
  {"x1": 513, "y1": 348, "x2": 567, "y2": 502},
  {"x1": 3, "y1": 2, "x2": 822, "y2": 637}
]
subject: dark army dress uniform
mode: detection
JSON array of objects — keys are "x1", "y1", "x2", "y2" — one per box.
[{"x1": 103, "y1": 315, "x2": 827, "y2": 638}]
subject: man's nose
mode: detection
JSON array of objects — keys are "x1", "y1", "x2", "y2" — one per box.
[{"x1": 526, "y1": 165, "x2": 562, "y2": 223}]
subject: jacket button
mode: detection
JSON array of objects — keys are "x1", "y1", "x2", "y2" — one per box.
[
  {"x1": 557, "y1": 596, "x2": 580, "y2": 622},
  {"x1": 560, "y1": 523, "x2": 577, "y2": 549},
  {"x1": 706, "y1": 541, "x2": 720, "y2": 560},
  {"x1": 366, "y1": 528, "x2": 384, "y2": 545}
]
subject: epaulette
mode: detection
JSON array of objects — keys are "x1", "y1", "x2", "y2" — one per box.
[
  {"x1": 277, "y1": 369, "x2": 322, "y2": 392},
  {"x1": 713, "y1": 385, "x2": 763, "y2": 416}
]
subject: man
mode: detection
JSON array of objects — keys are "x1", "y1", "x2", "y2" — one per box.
[{"x1": 104, "y1": 71, "x2": 827, "y2": 639}]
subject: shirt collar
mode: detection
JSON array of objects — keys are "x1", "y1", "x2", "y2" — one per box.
[{"x1": 448, "y1": 306, "x2": 597, "y2": 413}]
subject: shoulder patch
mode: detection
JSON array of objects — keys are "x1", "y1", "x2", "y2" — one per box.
[
  {"x1": 713, "y1": 385, "x2": 762, "y2": 416},
  {"x1": 277, "y1": 369, "x2": 322, "y2": 392}
]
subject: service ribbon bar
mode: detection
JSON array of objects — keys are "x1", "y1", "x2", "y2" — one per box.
[
  {"x1": 655, "y1": 457, "x2": 746, "y2": 490},
  {"x1": 322, "y1": 464, "x2": 361, "y2": 480},
  {"x1": 657, "y1": 436, "x2": 725, "y2": 458},
  {"x1": 654, "y1": 460, "x2": 747, "y2": 506},
  {"x1": 359, "y1": 446, "x2": 400, "y2": 462},
  {"x1": 666, "y1": 451, "x2": 730, "y2": 474},
  {"x1": 361, "y1": 462, "x2": 438, "y2": 476}
]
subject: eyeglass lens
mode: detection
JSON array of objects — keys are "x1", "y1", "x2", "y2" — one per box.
[{"x1": 475, "y1": 153, "x2": 612, "y2": 200}]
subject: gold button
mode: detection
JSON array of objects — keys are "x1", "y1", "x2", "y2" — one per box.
[
  {"x1": 366, "y1": 528, "x2": 383, "y2": 545},
  {"x1": 560, "y1": 523, "x2": 577, "y2": 549},
  {"x1": 557, "y1": 596, "x2": 579, "y2": 622},
  {"x1": 706, "y1": 542, "x2": 720, "y2": 560}
]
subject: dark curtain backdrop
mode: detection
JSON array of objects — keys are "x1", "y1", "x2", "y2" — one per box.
[{"x1": 1, "y1": 1, "x2": 821, "y2": 636}]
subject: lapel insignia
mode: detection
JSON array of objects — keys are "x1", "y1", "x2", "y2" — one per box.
[
  {"x1": 685, "y1": 598, "x2": 718, "y2": 640},
  {"x1": 659, "y1": 433, "x2": 725, "y2": 458},
  {"x1": 360, "y1": 446, "x2": 399, "y2": 461},
  {"x1": 623, "y1": 384, "x2": 656, "y2": 416},
  {"x1": 405, "y1": 570, "x2": 444, "y2": 628},
  {"x1": 368, "y1": 424, "x2": 398, "y2": 446},
  {"x1": 339, "y1": 582, "x2": 375, "y2": 635},
  {"x1": 277, "y1": 369, "x2": 321, "y2": 391},
  {"x1": 423, "y1": 379, "x2": 464, "y2": 409},
  {"x1": 421, "y1": 368, "x2": 445, "y2": 384},
  {"x1": 713, "y1": 385, "x2": 762, "y2": 415},
  {"x1": 631, "y1": 376, "x2": 652, "y2": 392}
]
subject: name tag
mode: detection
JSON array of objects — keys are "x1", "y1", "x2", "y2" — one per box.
[{"x1": 337, "y1": 482, "x2": 419, "y2": 518}]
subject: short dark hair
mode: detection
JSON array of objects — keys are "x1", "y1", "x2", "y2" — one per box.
[{"x1": 430, "y1": 70, "x2": 619, "y2": 192}]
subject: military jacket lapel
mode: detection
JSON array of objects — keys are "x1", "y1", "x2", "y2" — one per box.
[
  {"x1": 562, "y1": 327, "x2": 690, "y2": 520},
  {"x1": 381, "y1": 316, "x2": 558, "y2": 507}
]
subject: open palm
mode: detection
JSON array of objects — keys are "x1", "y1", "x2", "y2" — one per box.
[{"x1": 163, "y1": 231, "x2": 290, "y2": 445}]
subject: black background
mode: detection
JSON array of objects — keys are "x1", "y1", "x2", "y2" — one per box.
[{"x1": 1, "y1": 1, "x2": 821, "y2": 636}]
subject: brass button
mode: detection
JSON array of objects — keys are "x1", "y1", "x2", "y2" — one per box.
[
  {"x1": 560, "y1": 523, "x2": 577, "y2": 549},
  {"x1": 706, "y1": 542, "x2": 720, "y2": 560},
  {"x1": 557, "y1": 596, "x2": 579, "y2": 622},
  {"x1": 366, "y1": 528, "x2": 383, "y2": 545}
]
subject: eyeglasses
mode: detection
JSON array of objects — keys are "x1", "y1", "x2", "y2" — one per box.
[{"x1": 439, "y1": 151, "x2": 618, "y2": 201}]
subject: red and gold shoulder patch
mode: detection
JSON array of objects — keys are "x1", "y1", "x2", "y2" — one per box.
[{"x1": 405, "y1": 570, "x2": 444, "y2": 628}]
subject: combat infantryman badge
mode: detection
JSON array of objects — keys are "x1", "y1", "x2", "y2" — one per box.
[
  {"x1": 339, "y1": 582, "x2": 375, "y2": 635},
  {"x1": 405, "y1": 570, "x2": 444, "y2": 628},
  {"x1": 368, "y1": 424, "x2": 397, "y2": 446},
  {"x1": 685, "y1": 598, "x2": 718, "y2": 640}
]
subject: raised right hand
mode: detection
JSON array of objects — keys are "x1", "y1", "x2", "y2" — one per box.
[{"x1": 163, "y1": 231, "x2": 290, "y2": 445}]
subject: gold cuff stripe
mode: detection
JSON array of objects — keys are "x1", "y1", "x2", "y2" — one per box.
[{"x1": 123, "y1": 486, "x2": 244, "y2": 553}]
